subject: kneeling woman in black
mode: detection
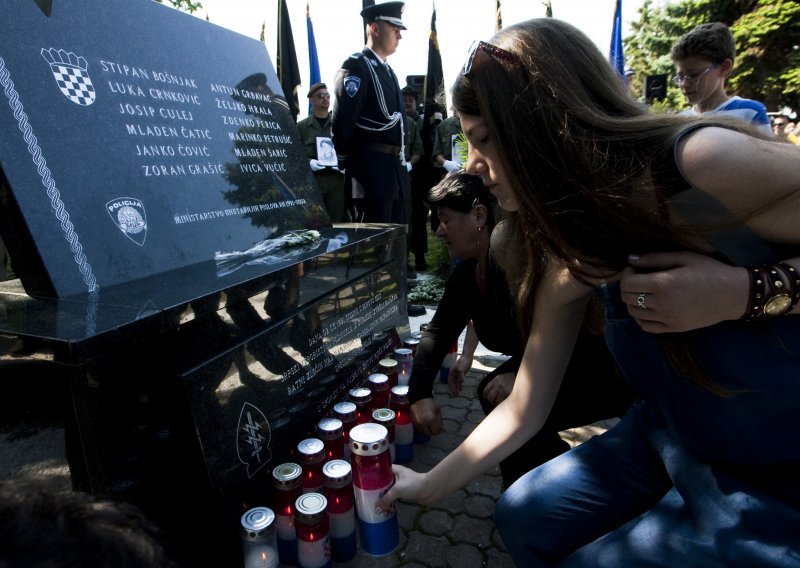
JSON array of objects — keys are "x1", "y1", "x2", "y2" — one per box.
[{"x1": 407, "y1": 170, "x2": 633, "y2": 487}]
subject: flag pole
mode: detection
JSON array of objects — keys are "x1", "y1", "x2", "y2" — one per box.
[
  {"x1": 306, "y1": 1, "x2": 321, "y2": 114},
  {"x1": 609, "y1": 0, "x2": 626, "y2": 84}
]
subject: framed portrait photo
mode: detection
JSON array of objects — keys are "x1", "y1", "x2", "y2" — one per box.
[{"x1": 316, "y1": 136, "x2": 337, "y2": 166}]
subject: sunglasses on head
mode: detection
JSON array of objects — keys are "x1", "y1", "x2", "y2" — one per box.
[{"x1": 462, "y1": 40, "x2": 521, "y2": 76}]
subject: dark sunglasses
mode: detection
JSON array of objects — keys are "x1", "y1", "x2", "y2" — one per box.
[{"x1": 462, "y1": 40, "x2": 521, "y2": 76}]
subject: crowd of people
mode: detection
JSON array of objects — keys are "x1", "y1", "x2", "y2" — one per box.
[
  {"x1": 372, "y1": 12, "x2": 800, "y2": 568},
  {"x1": 298, "y1": 5, "x2": 800, "y2": 566},
  {"x1": 291, "y1": 0, "x2": 800, "y2": 564}
]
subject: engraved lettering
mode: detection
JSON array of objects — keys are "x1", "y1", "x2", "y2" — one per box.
[
  {"x1": 99, "y1": 61, "x2": 150, "y2": 79},
  {"x1": 108, "y1": 81, "x2": 146, "y2": 97},
  {"x1": 119, "y1": 103, "x2": 155, "y2": 117}
]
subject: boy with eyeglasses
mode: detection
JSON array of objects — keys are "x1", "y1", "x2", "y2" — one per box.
[{"x1": 671, "y1": 22, "x2": 771, "y2": 135}]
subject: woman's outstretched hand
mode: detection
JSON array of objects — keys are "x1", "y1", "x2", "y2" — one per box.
[{"x1": 377, "y1": 465, "x2": 432, "y2": 512}]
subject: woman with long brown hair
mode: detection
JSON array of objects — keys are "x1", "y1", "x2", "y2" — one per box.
[{"x1": 379, "y1": 18, "x2": 800, "y2": 566}]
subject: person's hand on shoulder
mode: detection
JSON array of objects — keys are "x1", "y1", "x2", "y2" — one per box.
[
  {"x1": 621, "y1": 251, "x2": 749, "y2": 333},
  {"x1": 410, "y1": 398, "x2": 443, "y2": 436}
]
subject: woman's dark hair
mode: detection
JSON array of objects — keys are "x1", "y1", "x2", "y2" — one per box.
[
  {"x1": 452, "y1": 18, "x2": 760, "y2": 394},
  {"x1": 427, "y1": 170, "x2": 497, "y2": 230}
]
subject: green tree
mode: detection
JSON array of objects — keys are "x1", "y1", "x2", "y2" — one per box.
[
  {"x1": 153, "y1": 0, "x2": 203, "y2": 14},
  {"x1": 624, "y1": 0, "x2": 800, "y2": 112},
  {"x1": 732, "y1": 1, "x2": 800, "y2": 111}
]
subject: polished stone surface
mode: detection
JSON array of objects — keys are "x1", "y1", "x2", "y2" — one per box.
[
  {"x1": 0, "y1": 225, "x2": 402, "y2": 346},
  {"x1": 0, "y1": 3, "x2": 417, "y2": 564},
  {"x1": 0, "y1": 0, "x2": 328, "y2": 298},
  {"x1": 0, "y1": 222, "x2": 410, "y2": 566}
]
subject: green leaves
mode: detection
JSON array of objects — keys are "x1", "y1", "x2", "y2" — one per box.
[
  {"x1": 153, "y1": 0, "x2": 203, "y2": 14},
  {"x1": 624, "y1": 0, "x2": 799, "y2": 111}
]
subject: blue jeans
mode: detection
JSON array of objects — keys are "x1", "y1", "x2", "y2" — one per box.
[
  {"x1": 497, "y1": 403, "x2": 800, "y2": 567},
  {"x1": 496, "y1": 405, "x2": 670, "y2": 566}
]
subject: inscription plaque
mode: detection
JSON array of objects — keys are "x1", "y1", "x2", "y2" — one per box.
[
  {"x1": 0, "y1": 0, "x2": 330, "y2": 298},
  {"x1": 0, "y1": 3, "x2": 411, "y2": 563}
]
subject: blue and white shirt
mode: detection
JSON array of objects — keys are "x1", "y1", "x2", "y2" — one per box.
[{"x1": 682, "y1": 96, "x2": 772, "y2": 135}]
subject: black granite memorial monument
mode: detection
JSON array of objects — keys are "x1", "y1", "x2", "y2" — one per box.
[{"x1": 0, "y1": 1, "x2": 409, "y2": 564}]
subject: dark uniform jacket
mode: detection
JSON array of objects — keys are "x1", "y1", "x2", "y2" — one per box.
[{"x1": 332, "y1": 48, "x2": 410, "y2": 201}]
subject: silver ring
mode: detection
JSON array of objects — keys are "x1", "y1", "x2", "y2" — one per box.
[{"x1": 636, "y1": 292, "x2": 647, "y2": 310}]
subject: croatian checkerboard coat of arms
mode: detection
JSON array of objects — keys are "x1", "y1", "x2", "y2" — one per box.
[{"x1": 40, "y1": 48, "x2": 96, "y2": 106}]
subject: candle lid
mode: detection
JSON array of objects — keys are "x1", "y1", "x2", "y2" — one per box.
[
  {"x1": 368, "y1": 373, "x2": 389, "y2": 389},
  {"x1": 241, "y1": 506, "x2": 275, "y2": 539},
  {"x1": 272, "y1": 462, "x2": 303, "y2": 488},
  {"x1": 297, "y1": 438, "x2": 325, "y2": 463},
  {"x1": 322, "y1": 459, "x2": 352, "y2": 487},
  {"x1": 295, "y1": 492, "x2": 327, "y2": 520},
  {"x1": 393, "y1": 347, "x2": 412, "y2": 357},
  {"x1": 349, "y1": 387, "x2": 371, "y2": 403},
  {"x1": 316, "y1": 417, "x2": 343, "y2": 439},
  {"x1": 390, "y1": 385, "x2": 409, "y2": 396},
  {"x1": 333, "y1": 401, "x2": 357, "y2": 422},
  {"x1": 349, "y1": 423, "x2": 389, "y2": 457},
  {"x1": 372, "y1": 408, "x2": 395, "y2": 425},
  {"x1": 378, "y1": 358, "x2": 398, "y2": 369}
]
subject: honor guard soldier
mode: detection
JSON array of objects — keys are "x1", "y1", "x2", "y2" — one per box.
[
  {"x1": 296, "y1": 83, "x2": 346, "y2": 222},
  {"x1": 332, "y1": 1, "x2": 410, "y2": 224}
]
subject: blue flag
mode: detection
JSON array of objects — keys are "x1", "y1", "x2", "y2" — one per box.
[
  {"x1": 609, "y1": 0, "x2": 626, "y2": 84},
  {"x1": 306, "y1": 2, "x2": 321, "y2": 113}
]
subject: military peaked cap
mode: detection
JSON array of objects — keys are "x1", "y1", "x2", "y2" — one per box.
[{"x1": 361, "y1": 2, "x2": 406, "y2": 30}]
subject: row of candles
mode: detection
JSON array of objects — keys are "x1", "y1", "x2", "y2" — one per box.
[{"x1": 240, "y1": 342, "x2": 419, "y2": 567}]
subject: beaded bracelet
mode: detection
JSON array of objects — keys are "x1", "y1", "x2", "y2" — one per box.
[{"x1": 743, "y1": 263, "x2": 800, "y2": 320}]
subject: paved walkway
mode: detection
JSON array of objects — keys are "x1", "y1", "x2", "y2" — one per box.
[
  {"x1": 350, "y1": 356, "x2": 514, "y2": 568},
  {"x1": 339, "y1": 307, "x2": 616, "y2": 567}
]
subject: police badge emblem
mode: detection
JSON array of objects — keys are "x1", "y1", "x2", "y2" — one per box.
[
  {"x1": 40, "y1": 48, "x2": 96, "y2": 106},
  {"x1": 106, "y1": 197, "x2": 147, "y2": 246},
  {"x1": 236, "y1": 402, "x2": 272, "y2": 479},
  {"x1": 344, "y1": 75, "x2": 361, "y2": 97}
]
